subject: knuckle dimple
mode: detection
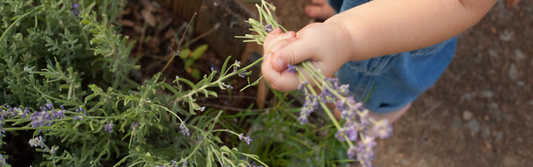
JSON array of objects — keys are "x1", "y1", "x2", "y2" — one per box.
[{"x1": 287, "y1": 49, "x2": 296, "y2": 64}]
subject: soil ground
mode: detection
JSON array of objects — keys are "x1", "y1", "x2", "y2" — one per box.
[{"x1": 253, "y1": 0, "x2": 533, "y2": 166}]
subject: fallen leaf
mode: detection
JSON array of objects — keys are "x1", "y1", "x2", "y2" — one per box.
[
  {"x1": 121, "y1": 19, "x2": 135, "y2": 27},
  {"x1": 141, "y1": 0, "x2": 156, "y2": 27}
]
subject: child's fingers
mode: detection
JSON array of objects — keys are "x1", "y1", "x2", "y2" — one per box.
[
  {"x1": 266, "y1": 37, "x2": 297, "y2": 56},
  {"x1": 261, "y1": 51, "x2": 301, "y2": 92},
  {"x1": 264, "y1": 31, "x2": 297, "y2": 54},
  {"x1": 311, "y1": 0, "x2": 327, "y2": 5},
  {"x1": 271, "y1": 38, "x2": 317, "y2": 72},
  {"x1": 264, "y1": 28, "x2": 282, "y2": 47}
]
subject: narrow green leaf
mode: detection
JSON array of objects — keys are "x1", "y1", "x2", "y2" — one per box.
[
  {"x1": 191, "y1": 44, "x2": 208, "y2": 60},
  {"x1": 179, "y1": 49, "x2": 191, "y2": 59}
]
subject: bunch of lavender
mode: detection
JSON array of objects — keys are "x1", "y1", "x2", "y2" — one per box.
[{"x1": 237, "y1": 1, "x2": 393, "y2": 166}]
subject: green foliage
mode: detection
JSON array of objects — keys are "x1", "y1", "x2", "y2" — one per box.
[
  {"x1": 179, "y1": 44, "x2": 209, "y2": 79},
  {"x1": 219, "y1": 89, "x2": 352, "y2": 166},
  {"x1": 0, "y1": 0, "x2": 265, "y2": 166}
]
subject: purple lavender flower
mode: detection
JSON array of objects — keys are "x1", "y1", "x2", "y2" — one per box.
[
  {"x1": 244, "y1": 136, "x2": 252, "y2": 145},
  {"x1": 71, "y1": 3, "x2": 80, "y2": 16},
  {"x1": 28, "y1": 136, "x2": 44, "y2": 148},
  {"x1": 0, "y1": 154, "x2": 5, "y2": 166},
  {"x1": 104, "y1": 121, "x2": 114, "y2": 133},
  {"x1": 298, "y1": 115, "x2": 309, "y2": 125},
  {"x1": 132, "y1": 122, "x2": 141, "y2": 130},
  {"x1": 352, "y1": 136, "x2": 377, "y2": 167},
  {"x1": 335, "y1": 121, "x2": 358, "y2": 142},
  {"x1": 30, "y1": 111, "x2": 48, "y2": 128},
  {"x1": 171, "y1": 160, "x2": 177, "y2": 166},
  {"x1": 247, "y1": 161, "x2": 264, "y2": 167},
  {"x1": 297, "y1": 81, "x2": 308, "y2": 91},
  {"x1": 238, "y1": 70, "x2": 246, "y2": 78},
  {"x1": 287, "y1": 64, "x2": 297, "y2": 73},
  {"x1": 347, "y1": 146, "x2": 356, "y2": 159},
  {"x1": 264, "y1": 24, "x2": 273, "y2": 32},
  {"x1": 372, "y1": 119, "x2": 392, "y2": 139},
  {"x1": 357, "y1": 110, "x2": 371, "y2": 127},
  {"x1": 335, "y1": 99, "x2": 345, "y2": 111},
  {"x1": 45, "y1": 102, "x2": 53, "y2": 110},
  {"x1": 211, "y1": 66, "x2": 217, "y2": 72},
  {"x1": 180, "y1": 122, "x2": 190, "y2": 136},
  {"x1": 226, "y1": 85, "x2": 233, "y2": 89},
  {"x1": 339, "y1": 84, "x2": 350, "y2": 95},
  {"x1": 237, "y1": 133, "x2": 252, "y2": 145},
  {"x1": 45, "y1": 147, "x2": 58, "y2": 154},
  {"x1": 73, "y1": 116, "x2": 80, "y2": 121},
  {"x1": 0, "y1": 118, "x2": 5, "y2": 135},
  {"x1": 233, "y1": 60, "x2": 241, "y2": 73},
  {"x1": 20, "y1": 107, "x2": 29, "y2": 119}
]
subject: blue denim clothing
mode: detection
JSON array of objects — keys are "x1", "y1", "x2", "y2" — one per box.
[{"x1": 329, "y1": 0, "x2": 457, "y2": 114}]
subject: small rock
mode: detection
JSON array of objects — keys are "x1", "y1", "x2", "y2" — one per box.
[
  {"x1": 499, "y1": 29, "x2": 514, "y2": 41},
  {"x1": 451, "y1": 117, "x2": 462, "y2": 128},
  {"x1": 488, "y1": 49, "x2": 498, "y2": 57},
  {"x1": 508, "y1": 64, "x2": 518, "y2": 80},
  {"x1": 517, "y1": 81, "x2": 525, "y2": 86},
  {"x1": 503, "y1": 156, "x2": 518, "y2": 166},
  {"x1": 463, "y1": 110, "x2": 474, "y2": 121},
  {"x1": 514, "y1": 49, "x2": 526, "y2": 60},
  {"x1": 529, "y1": 101, "x2": 533, "y2": 106},
  {"x1": 483, "y1": 127, "x2": 491, "y2": 138},
  {"x1": 461, "y1": 93, "x2": 475, "y2": 103},
  {"x1": 402, "y1": 159, "x2": 409, "y2": 165},
  {"x1": 490, "y1": 102, "x2": 500, "y2": 109},
  {"x1": 481, "y1": 90, "x2": 494, "y2": 98},
  {"x1": 468, "y1": 119, "x2": 480, "y2": 136},
  {"x1": 516, "y1": 137, "x2": 523, "y2": 143},
  {"x1": 494, "y1": 131, "x2": 503, "y2": 142}
]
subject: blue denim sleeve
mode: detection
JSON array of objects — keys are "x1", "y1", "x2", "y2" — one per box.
[{"x1": 327, "y1": 0, "x2": 344, "y2": 13}]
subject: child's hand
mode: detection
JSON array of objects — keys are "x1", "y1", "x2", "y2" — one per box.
[{"x1": 262, "y1": 23, "x2": 354, "y2": 92}]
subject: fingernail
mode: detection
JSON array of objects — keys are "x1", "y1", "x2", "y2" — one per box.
[
  {"x1": 277, "y1": 57, "x2": 286, "y2": 70},
  {"x1": 273, "y1": 28, "x2": 281, "y2": 35},
  {"x1": 265, "y1": 52, "x2": 273, "y2": 59}
]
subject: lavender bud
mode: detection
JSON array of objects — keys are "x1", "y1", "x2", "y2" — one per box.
[
  {"x1": 287, "y1": 64, "x2": 297, "y2": 73},
  {"x1": 244, "y1": 136, "x2": 252, "y2": 145},
  {"x1": 45, "y1": 102, "x2": 53, "y2": 110},
  {"x1": 71, "y1": 3, "x2": 80, "y2": 16},
  {"x1": 264, "y1": 24, "x2": 273, "y2": 32},
  {"x1": 132, "y1": 122, "x2": 140, "y2": 130},
  {"x1": 238, "y1": 70, "x2": 246, "y2": 78},
  {"x1": 372, "y1": 119, "x2": 392, "y2": 139}
]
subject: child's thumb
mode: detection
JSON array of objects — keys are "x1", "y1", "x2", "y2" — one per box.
[{"x1": 271, "y1": 41, "x2": 314, "y2": 72}]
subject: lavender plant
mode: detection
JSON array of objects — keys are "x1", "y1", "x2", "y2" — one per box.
[
  {"x1": 237, "y1": 1, "x2": 393, "y2": 166},
  {"x1": 1, "y1": 0, "x2": 266, "y2": 166}
]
